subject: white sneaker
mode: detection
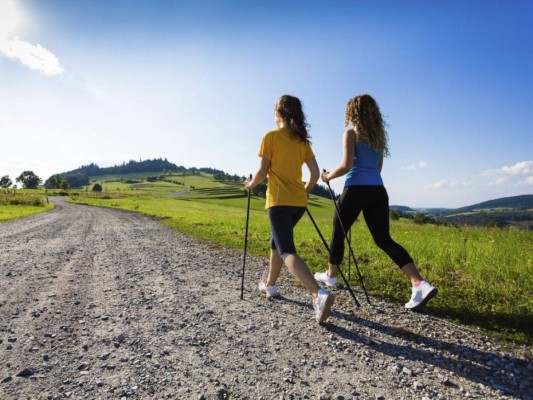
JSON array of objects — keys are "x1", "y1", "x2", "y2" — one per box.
[
  {"x1": 313, "y1": 288, "x2": 335, "y2": 323},
  {"x1": 405, "y1": 281, "x2": 438, "y2": 310},
  {"x1": 314, "y1": 271, "x2": 338, "y2": 287},
  {"x1": 258, "y1": 281, "x2": 280, "y2": 298}
]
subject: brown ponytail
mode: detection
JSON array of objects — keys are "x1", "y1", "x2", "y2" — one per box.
[{"x1": 275, "y1": 95, "x2": 311, "y2": 144}]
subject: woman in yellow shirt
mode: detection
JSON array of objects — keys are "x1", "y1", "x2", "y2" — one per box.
[{"x1": 246, "y1": 95, "x2": 335, "y2": 324}]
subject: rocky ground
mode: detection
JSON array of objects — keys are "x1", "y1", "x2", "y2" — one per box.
[{"x1": 0, "y1": 198, "x2": 531, "y2": 400}]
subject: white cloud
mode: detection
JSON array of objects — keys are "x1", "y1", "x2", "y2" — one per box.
[
  {"x1": 0, "y1": 0, "x2": 64, "y2": 75},
  {"x1": 487, "y1": 177, "x2": 507, "y2": 186},
  {"x1": 480, "y1": 160, "x2": 533, "y2": 190},
  {"x1": 522, "y1": 176, "x2": 533, "y2": 185},
  {"x1": 0, "y1": 36, "x2": 65, "y2": 75},
  {"x1": 501, "y1": 161, "x2": 533, "y2": 175},
  {"x1": 481, "y1": 160, "x2": 533, "y2": 177},
  {"x1": 425, "y1": 178, "x2": 470, "y2": 190},
  {"x1": 405, "y1": 161, "x2": 427, "y2": 171}
]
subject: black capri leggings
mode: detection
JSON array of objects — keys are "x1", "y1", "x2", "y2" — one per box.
[
  {"x1": 268, "y1": 206, "x2": 306, "y2": 260},
  {"x1": 329, "y1": 185, "x2": 413, "y2": 268}
]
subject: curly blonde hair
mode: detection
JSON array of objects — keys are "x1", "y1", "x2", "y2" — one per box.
[{"x1": 345, "y1": 94, "x2": 389, "y2": 157}]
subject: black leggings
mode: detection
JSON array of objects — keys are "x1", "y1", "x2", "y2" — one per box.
[{"x1": 329, "y1": 185, "x2": 413, "y2": 268}]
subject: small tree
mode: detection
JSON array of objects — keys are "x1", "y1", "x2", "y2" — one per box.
[
  {"x1": 44, "y1": 174, "x2": 64, "y2": 189},
  {"x1": 0, "y1": 175, "x2": 12, "y2": 188},
  {"x1": 92, "y1": 183, "x2": 103, "y2": 192},
  {"x1": 16, "y1": 170, "x2": 42, "y2": 189},
  {"x1": 390, "y1": 210, "x2": 402, "y2": 221},
  {"x1": 251, "y1": 181, "x2": 267, "y2": 198}
]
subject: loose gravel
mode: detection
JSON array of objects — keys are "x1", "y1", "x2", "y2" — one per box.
[{"x1": 0, "y1": 198, "x2": 531, "y2": 400}]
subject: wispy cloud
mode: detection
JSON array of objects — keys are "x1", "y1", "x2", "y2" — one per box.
[
  {"x1": 405, "y1": 161, "x2": 428, "y2": 171},
  {"x1": 487, "y1": 177, "x2": 508, "y2": 186},
  {"x1": 480, "y1": 160, "x2": 533, "y2": 188},
  {"x1": 481, "y1": 161, "x2": 533, "y2": 177},
  {"x1": 522, "y1": 176, "x2": 533, "y2": 185},
  {"x1": 425, "y1": 161, "x2": 533, "y2": 193},
  {"x1": 425, "y1": 178, "x2": 471, "y2": 190},
  {"x1": 0, "y1": 1, "x2": 65, "y2": 75},
  {"x1": 0, "y1": 36, "x2": 65, "y2": 75}
]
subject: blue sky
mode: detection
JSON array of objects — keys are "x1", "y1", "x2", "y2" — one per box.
[{"x1": 1, "y1": 0, "x2": 532, "y2": 208}]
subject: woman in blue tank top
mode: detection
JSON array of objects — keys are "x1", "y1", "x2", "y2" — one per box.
[{"x1": 315, "y1": 94, "x2": 437, "y2": 311}]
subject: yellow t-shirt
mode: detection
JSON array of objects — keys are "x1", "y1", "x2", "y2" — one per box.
[{"x1": 258, "y1": 128, "x2": 315, "y2": 209}]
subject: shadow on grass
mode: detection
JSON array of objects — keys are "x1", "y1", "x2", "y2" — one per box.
[{"x1": 307, "y1": 200, "x2": 325, "y2": 208}]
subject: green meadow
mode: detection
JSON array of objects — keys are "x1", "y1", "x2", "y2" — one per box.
[
  {"x1": 3, "y1": 173, "x2": 531, "y2": 346},
  {"x1": 63, "y1": 172, "x2": 533, "y2": 347},
  {"x1": 0, "y1": 192, "x2": 54, "y2": 221}
]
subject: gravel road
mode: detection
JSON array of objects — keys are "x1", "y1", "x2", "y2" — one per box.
[{"x1": 1, "y1": 198, "x2": 531, "y2": 400}]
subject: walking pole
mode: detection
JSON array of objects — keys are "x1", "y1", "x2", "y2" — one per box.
[
  {"x1": 305, "y1": 208, "x2": 361, "y2": 308},
  {"x1": 324, "y1": 171, "x2": 371, "y2": 304},
  {"x1": 347, "y1": 228, "x2": 351, "y2": 282},
  {"x1": 240, "y1": 174, "x2": 252, "y2": 300}
]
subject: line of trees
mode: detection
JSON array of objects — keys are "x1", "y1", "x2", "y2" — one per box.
[
  {"x1": 214, "y1": 172, "x2": 245, "y2": 182},
  {"x1": 1, "y1": 171, "x2": 43, "y2": 189},
  {"x1": 310, "y1": 184, "x2": 334, "y2": 199},
  {"x1": 247, "y1": 181, "x2": 334, "y2": 200},
  {"x1": 65, "y1": 158, "x2": 185, "y2": 177},
  {"x1": 1, "y1": 170, "x2": 91, "y2": 190},
  {"x1": 44, "y1": 173, "x2": 90, "y2": 189}
]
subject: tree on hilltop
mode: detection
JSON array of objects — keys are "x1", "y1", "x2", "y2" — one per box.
[
  {"x1": 64, "y1": 173, "x2": 90, "y2": 188},
  {"x1": 44, "y1": 174, "x2": 66, "y2": 189},
  {"x1": 16, "y1": 171, "x2": 42, "y2": 189},
  {"x1": 0, "y1": 175, "x2": 12, "y2": 188}
]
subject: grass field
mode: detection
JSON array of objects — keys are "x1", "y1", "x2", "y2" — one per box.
[
  {"x1": 0, "y1": 192, "x2": 54, "y2": 221},
  {"x1": 62, "y1": 172, "x2": 533, "y2": 347}
]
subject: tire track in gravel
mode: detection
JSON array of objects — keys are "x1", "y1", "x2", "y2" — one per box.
[{"x1": 1, "y1": 198, "x2": 531, "y2": 400}]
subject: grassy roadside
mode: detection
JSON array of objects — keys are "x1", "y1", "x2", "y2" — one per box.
[
  {"x1": 0, "y1": 192, "x2": 54, "y2": 222},
  {"x1": 69, "y1": 178, "x2": 533, "y2": 347}
]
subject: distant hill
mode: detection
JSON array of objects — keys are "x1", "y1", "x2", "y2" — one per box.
[
  {"x1": 444, "y1": 194, "x2": 533, "y2": 214},
  {"x1": 441, "y1": 195, "x2": 533, "y2": 230},
  {"x1": 390, "y1": 205, "x2": 415, "y2": 212},
  {"x1": 390, "y1": 205, "x2": 450, "y2": 215},
  {"x1": 63, "y1": 158, "x2": 184, "y2": 177},
  {"x1": 390, "y1": 195, "x2": 532, "y2": 230}
]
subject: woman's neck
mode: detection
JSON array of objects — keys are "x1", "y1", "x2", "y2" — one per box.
[{"x1": 277, "y1": 120, "x2": 290, "y2": 129}]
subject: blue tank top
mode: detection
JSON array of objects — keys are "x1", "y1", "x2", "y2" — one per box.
[{"x1": 345, "y1": 139, "x2": 384, "y2": 187}]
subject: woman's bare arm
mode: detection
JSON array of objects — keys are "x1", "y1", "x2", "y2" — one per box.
[
  {"x1": 246, "y1": 156, "x2": 270, "y2": 190},
  {"x1": 304, "y1": 156, "x2": 319, "y2": 193},
  {"x1": 322, "y1": 129, "x2": 356, "y2": 182}
]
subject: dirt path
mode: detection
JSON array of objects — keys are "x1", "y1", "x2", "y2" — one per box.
[{"x1": 0, "y1": 198, "x2": 531, "y2": 400}]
